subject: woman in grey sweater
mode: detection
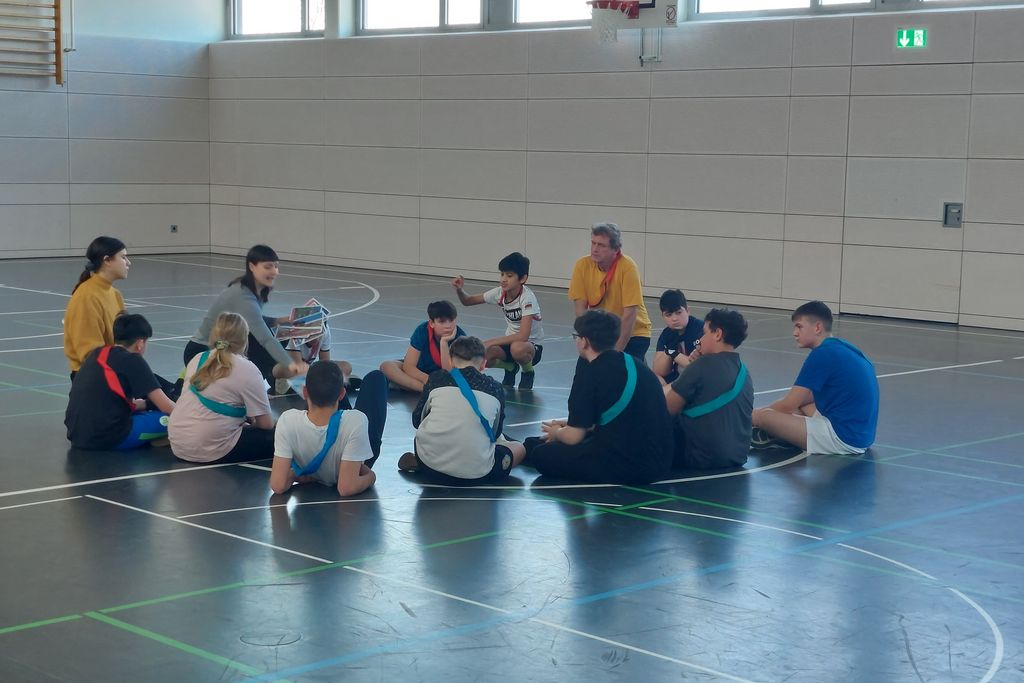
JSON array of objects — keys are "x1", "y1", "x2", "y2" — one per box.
[{"x1": 184, "y1": 245, "x2": 307, "y2": 385}]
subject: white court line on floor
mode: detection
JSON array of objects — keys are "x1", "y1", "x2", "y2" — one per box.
[
  {"x1": 642, "y1": 507, "x2": 1004, "y2": 683},
  {"x1": 839, "y1": 316, "x2": 1024, "y2": 342},
  {"x1": 0, "y1": 332, "x2": 62, "y2": 341},
  {"x1": 136, "y1": 257, "x2": 381, "y2": 320},
  {"x1": 0, "y1": 334, "x2": 196, "y2": 354},
  {"x1": 0, "y1": 495, "x2": 82, "y2": 512},
  {"x1": 342, "y1": 565, "x2": 756, "y2": 683},
  {"x1": 178, "y1": 496, "x2": 563, "y2": 519},
  {"x1": 85, "y1": 494, "x2": 333, "y2": 564},
  {"x1": 0, "y1": 463, "x2": 242, "y2": 499},
  {"x1": 0, "y1": 308, "x2": 70, "y2": 316}
]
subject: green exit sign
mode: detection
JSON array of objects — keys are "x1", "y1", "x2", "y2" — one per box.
[{"x1": 896, "y1": 28, "x2": 928, "y2": 49}]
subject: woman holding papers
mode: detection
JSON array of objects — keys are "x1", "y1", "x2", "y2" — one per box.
[{"x1": 184, "y1": 245, "x2": 307, "y2": 386}]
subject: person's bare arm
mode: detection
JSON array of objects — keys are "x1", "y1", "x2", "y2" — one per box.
[
  {"x1": 401, "y1": 347, "x2": 430, "y2": 385},
  {"x1": 762, "y1": 386, "x2": 814, "y2": 415},
  {"x1": 146, "y1": 389, "x2": 175, "y2": 414},
  {"x1": 251, "y1": 413, "x2": 274, "y2": 430},
  {"x1": 269, "y1": 456, "x2": 298, "y2": 494},
  {"x1": 615, "y1": 305, "x2": 638, "y2": 351},
  {"x1": 540, "y1": 420, "x2": 588, "y2": 446},
  {"x1": 450, "y1": 276, "x2": 485, "y2": 306},
  {"x1": 663, "y1": 383, "x2": 686, "y2": 416},
  {"x1": 337, "y1": 460, "x2": 376, "y2": 497},
  {"x1": 573, "y1": 299, "x2": 587, "y2": 317},
  {"x1": 652, "y1": 351, "x2": 672, "y2": 380}
]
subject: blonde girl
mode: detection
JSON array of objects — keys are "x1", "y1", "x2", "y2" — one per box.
[{"x1": 168, "y1": 313, "x2": 277, "y2": 463}]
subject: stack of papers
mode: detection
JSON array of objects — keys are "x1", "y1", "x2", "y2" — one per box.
[{"x1": 275, "y1": 297, "x2": 330, "y2": 357}]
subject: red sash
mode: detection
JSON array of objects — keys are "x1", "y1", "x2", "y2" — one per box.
[
  {"x1": 96, "y1": 346, "x2": 134, "y2": 409},
  {"x1": 588, "y1": 252, "x2": 622, "y2": 308},
  {"x1": 427, "y1": 324, "x2": 442, "y2": 368}
]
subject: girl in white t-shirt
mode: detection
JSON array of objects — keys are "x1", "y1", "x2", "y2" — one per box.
[{"x1": 169, "y1": 313, "x2": 280, "y2": 463}]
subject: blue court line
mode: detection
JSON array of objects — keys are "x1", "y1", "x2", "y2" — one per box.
[
  {"x1": 830, "y1": 454, "x2": 1024, "y2": 488},
  {"x1": 241, "y1": 491, "x2": 1024, "y2": 682}
]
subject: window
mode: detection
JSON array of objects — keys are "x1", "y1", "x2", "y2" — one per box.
[
  {"x1": 362, "y1": 0, "x2": 482, "y2": 31},
  {"x1": 234, "y1": 0, "x2": 325, "y2": 36},
  {"x1": 698, "y1": 0, "x2": 808, "y2": 12},
  {"x1": 516, "y1": 0, "x2": 592, "y2": 23}
]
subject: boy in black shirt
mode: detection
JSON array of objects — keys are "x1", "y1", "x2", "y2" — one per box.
[
  {"x1": 664, "y1": 309, "x2": 753, "y2": 470},
  {"x1": 524, "y1": 310, "x2": 673, "y2": 484},
  {"x1": 65, "y1": 314, "x2": 176, "y2": 450},
  {"x1": 652, "y1": 289, "x2": 705, "y2": 385}
]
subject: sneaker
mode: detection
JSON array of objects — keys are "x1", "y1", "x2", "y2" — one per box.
[
  {"x1": 346, "y1": 375, "x2": 362, "y2": 392},
  {"x1": 518, "y1": 371, "x2": 535, "y2": 391},
  {"x1": 398, "y1": 452, "x2": 419, "y2": 472},
  {"x1": 274, "y1": 378, "x2": 291, "y2": 396},
  {"x1": 502, "y1": 365, "x2": 519, "y2": 387},
  {"x1": 750, "y1": 427, "x2": 792, "y2": 450}
]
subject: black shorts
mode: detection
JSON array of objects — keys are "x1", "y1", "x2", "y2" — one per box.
[
  {"x1": 413, "y1": 443, "x2": 514, "y2": 486},
  {"x1": 497, "y1": 343, "x2": 542, "y2": 365}
]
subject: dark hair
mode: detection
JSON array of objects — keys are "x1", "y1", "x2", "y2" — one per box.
[
  {"x1": 229, "y1": 244, "x2": 279, "y2": 303},
  {"x1": 73, "y1": 236, "x2": 126, "y2": 293},
  {"x1": 792, "y1": 300, "x2": 833, "y2": 332},
  {"x1": 305, "y1": 361, "x2": 344, "y2": 408},
  {"x1": 498, "y1": 252, "x2": 530, "y2": 278},
  {"x1": 450, "y1": 336, "x2": 485, "y2": 362},
  {"x1": 704, "y1": 309, "x2": 748, "y2": 348},
  {"x1": 113, "y1": 313, "x2": 153, "y2": 346},
  {"x1": 659, "y1": 289, "x2": 689, "y2": 314},
  {"x1": 574, "y1": 309, "x2": 620, "y2": 353},
  {"x1": 427, "y1": 300, "x2": 457, "y2": 321}
]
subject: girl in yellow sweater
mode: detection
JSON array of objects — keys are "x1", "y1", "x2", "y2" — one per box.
[{"x1": 64, "y1": 236, "x2": 129, "y2": 378}]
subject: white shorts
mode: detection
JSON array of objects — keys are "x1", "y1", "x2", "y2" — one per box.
[{"x1": 804, "y1": 411, "x2": 866, "y2": 455}]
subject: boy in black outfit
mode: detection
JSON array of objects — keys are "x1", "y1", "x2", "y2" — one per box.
[
  {"x1": 664, "y1": 309, "x2": 753, "y2": 470},
  {"x1": 65, "y1": 313, "x2": 176, "y2": 450},
  {"x1": 524, "y1": 310, "x2": 673, "y2": 485},
  {"x1": 652, "y1": 289, "x2": 705, "y2": 385}
]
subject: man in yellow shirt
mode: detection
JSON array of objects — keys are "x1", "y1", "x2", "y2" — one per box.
[{"x1": 568, "y1": 223, "x2": 651, "y2": 362}]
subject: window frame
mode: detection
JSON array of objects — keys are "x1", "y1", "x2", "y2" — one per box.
[
  {"x1": 356, "y1": 0, "x2": 591, "y2": 36},
  {"x1": 230, "y1": 0, "x2": 326, "y2": 40}
]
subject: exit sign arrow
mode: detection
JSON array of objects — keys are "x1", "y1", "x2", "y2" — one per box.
[{"x1": 897, "y1": 28, "x2": 928, "y2": 49}]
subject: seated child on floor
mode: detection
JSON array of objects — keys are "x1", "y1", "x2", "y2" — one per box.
[
  {"x1": 379, "y1": 300, "x2": 465, "y2": 393},
  {"x1": 279, "y1": 325, "x2": 355, "y2": 395},
  {"x1": 450, "y1": 252, "x2": 544, "y2": 391},
  {"x1": 65, "y1": 313, "x2": 176, "y2": 450},
  {"x1": 399, "y1": 336, "x2": 526, "y2": 485},
  {"x1": 652, "y1": 289, "x2": 704, "y2": 385},
  {"x1": 270, "y1": 361, "x2": 387, "y2": 497}
]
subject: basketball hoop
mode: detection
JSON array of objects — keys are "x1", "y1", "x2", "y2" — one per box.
[{"x1": 588, "y1": 0, "x2": 639, "y2": 44}]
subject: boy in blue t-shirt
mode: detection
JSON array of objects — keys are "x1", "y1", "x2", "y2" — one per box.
[
  {"x1": 752, "y1": 301, "x2": 879, "y2": 454},
  {"x1": 652, "y1": 289, "x2": 705, "y2": 385},
  {"x1": 379, "y1": 300, "x2": 466, "y2": 393}
]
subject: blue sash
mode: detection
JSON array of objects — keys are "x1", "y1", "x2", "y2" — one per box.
[
  {"x1": 599, "y1": 353, "x2": 637, "y2": 426},
  {"x1": 683, "y1": 362, "x2": 749, "y2": 418},
  {"x1": 189, "y1": 351, "x2": 247, "y2": 418},
  {"x1": 449, "y1": 369, "x2": 497, "y2": 443},
  {"x1": 291, "y1": 410, "x2": 344, "y2": 476}
]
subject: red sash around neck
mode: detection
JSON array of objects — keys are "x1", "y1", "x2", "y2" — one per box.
[
  {"x1": 427, "y1": 324, "x2": 442, "y2": 368},
  {"x1": 96, "y1": 346, "x2": 134, "y2": 409},
  {"x1": 588, "y1": 251, "x2": 623, "y2": 308}
]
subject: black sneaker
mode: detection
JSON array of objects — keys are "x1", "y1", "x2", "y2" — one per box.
[
  {"x1": 346, "y1": 375, "x2": 362, "y2": 392},
  {"x1": 502, "y1": 365, "x2": 519, "y2": 387},
  {"x1": 518, "y1": 371, "x2": 535, "y2": 391}
]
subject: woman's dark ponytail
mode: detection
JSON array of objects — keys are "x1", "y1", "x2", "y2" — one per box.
[{"x1": 73, "y1": 236, "x2": 126, "y2": 293}]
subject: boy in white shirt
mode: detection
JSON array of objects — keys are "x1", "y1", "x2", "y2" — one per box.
[
  {"x1": 451, "y1": 252, "x2": 544, "y2": 390},
  {"x1": 270, "y1": 361, "x2": 387, "y2": 497}
]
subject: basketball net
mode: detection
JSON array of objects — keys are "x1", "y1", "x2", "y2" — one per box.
[{"x1": 588, "y1": 1, "x2": 638, "y2": 44}]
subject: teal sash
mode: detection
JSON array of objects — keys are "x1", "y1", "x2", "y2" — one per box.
[
  {"x1": 599, "y1": 353, "x2": 637, "y2": 426},
  {"x1": 683, "y1": 362, "x2": 748, "y2": 418},
  {"x1": 189, "y1": 351, "x2": 247, "y2": 418},
  {"x1": 450, "y1": 369, "x2": 498, "y2": 443},
  {"x1": 292, "y1": 410, "x2": 344, "y2": 476}
]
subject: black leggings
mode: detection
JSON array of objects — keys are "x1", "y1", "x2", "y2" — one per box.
[
  {"x1": 185, "y1": 336, "x2": 280, "y2": 386},
  {"x1": 216, "y1": 425, "x2": 276, "y2": 463},
  {"x1": 524, "y1": 436, "x2": 665, "y2": 485}
]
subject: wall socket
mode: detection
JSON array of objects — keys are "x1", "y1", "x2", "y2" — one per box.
[{"x1": 170, "y1": 224, "x2": 178, "y2": 233}]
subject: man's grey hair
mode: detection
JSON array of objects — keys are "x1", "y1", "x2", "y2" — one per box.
[{"x1": 591, "y1": 222, "x2": 622, "y2": 250}]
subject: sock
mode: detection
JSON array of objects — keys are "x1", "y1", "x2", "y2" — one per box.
[
  {"x1": 493, "y1": 360, "x2": 517, "y2": 372},
  {"x1": 521, "y1": 362, "x2": 534, "y2": 373}
]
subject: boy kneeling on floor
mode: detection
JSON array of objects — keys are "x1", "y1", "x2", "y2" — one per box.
[
  {"x1": 270, "y1": 361, "x2": 388, "y2": 497},
  {"x1": 65, "y1": 313, "x2": 176, "y2": 450},
  {"x1": 400, "y1": 336, "x2": 526, "y2": 485}
]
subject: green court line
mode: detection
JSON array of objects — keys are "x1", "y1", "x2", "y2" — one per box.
[
  {"x1": 2, "y1": 493, "x2": 674, "y2": 636},
  {"x1": 829, "y1": 453, "x2": 1024, "y2": 488},
  {"x1": 0, "y1": 380, "x2": 67, "y2": 400},
  {"x1": 0, "y1": 614, "x2": 81, "y2": 635},
  {"x1": 879, "y1": 450, "x2": 1024, "y2": 470},
  {"x1": 930, "y1": 430, "x2": 1024, "y2": 452},
  {"x1": 84, "y1": 612, "x2": 268, "y2": 678},
  {"x1": 0, "y1": 360, "x2": 70, "y2": 381},
  {"x1": 537, "y1": 493, "x2": 734, "y2": 539}
]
